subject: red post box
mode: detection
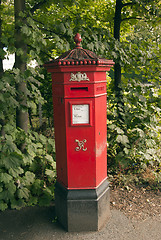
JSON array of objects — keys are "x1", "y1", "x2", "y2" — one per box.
[{"x1": 44, "y1": 33, "x2": 114, "y2": 231}]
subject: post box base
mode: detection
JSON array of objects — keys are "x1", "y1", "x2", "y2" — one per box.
[{"x1": 55, "y1": 179, "x2": 110, "y2": 232}]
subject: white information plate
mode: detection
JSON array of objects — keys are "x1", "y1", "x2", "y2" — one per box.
[{"x1": 72, "y1": 104, "x2": 89, "y2": 124}]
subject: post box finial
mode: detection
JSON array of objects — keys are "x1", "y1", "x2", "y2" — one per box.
[
  {"x1": 74, "y1": 33, "x2": 82, "y2": 48},
  {"x1": 44, "y1": 33, "x2": 114, "y2": 67}
]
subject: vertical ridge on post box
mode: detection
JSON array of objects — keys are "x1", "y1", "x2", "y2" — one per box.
[{"x1": 44, "y1": 33, "x2": 114, "y2": 232}]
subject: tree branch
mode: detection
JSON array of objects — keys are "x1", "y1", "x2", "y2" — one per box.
[
  {"x1": 30, "y1": 0, "x2": 48, "y2": 14},
  {"x1": 30, "y1": 17, "x2": 44, "y2": 26},
  {"x1": 122, "y1": 1, "x2": 137, "y2": 8},
  {"x1": 121, "y1": 17, "x2": 142, "y2": 22},
  {"x1": 63, "y1": 6, "x2": 77, "y2": 16},
  {"x1": 29, "y1": 17, "x2": 69, "y2": 39}
]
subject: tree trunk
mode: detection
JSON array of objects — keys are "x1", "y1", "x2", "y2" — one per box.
[
  {"x1": 114, "y1": 0, "x2": 122, "y2": 97},
  {"x1": 114, "y1": 0, "x2": 122, "y2": 42},
  {"x1": 114, "y1": 0, "x2": 124, "y2": 121},
  {"x1": 14, "y1": 0, "x2": 28, "y2": 132}
]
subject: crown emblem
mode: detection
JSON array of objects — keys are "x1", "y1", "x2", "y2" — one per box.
[{"x1": 69, "y1": 72, "x2": 89, "y2": 82}]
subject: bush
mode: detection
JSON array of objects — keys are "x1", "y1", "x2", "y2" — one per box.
[
  {"x1": 0, "y1": 70, "x2": 56, "y2": 211},
  {"x1": 107, "y1": 76, "x2": 161, "y2": 178},
  {"x1": 0, "y1": 127, "x2": 56, "y2": 211}
]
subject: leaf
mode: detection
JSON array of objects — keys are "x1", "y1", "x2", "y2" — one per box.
[
  {"x1": 112, "y1": 51, "x2": 118, "y2": 59},
  {"x1": 2, "y1": 152, "x2": 22, "y2": 169},
  {"x1": 31, "y1": 179, "x2": 43, "y2": 196},
  {"x1": 27, "y1": 101, "x2": 37, "y2": 114},
  {"x1": 22, "y1": 171, "x2": 35, "y2": 186},
  {"x1": 0, "y1": 173, "x2": 12, "y2": 184},
  {"x1": 38, "y1": 188, "x2": 53, "y2": 206},
  {"x1": 45, "y1": 169, "x2": 55, "y2": 178},
  {"x1": 17, "y1": 188, "x2": 30, "y2": 200},
  {"x1": 39, "y1": 134, "x2": 47, "y2": 143},
  {"x1": 0, "y1": 189, "x2": 14, "y2": 201},
  {"x1": 67, "y1": 27, "x2": 73, "y2": 36},
  {"x1": 124, "y1": 148, "x2": 129, "y2": 154},
  {"x1": 27, "y1": 196, "x2": 38, "y2": 206},
  {"x1": 0, "y1": 201, "x2": 8, "y2": 211},
  {"x1": 27, "y1": 144, "x2": 36, "y2": 158},
  {"x1": 87, "y1": 42, "x2": 94, "y2": 51},
  {"x1": 108, "y1": 124, "x2": 117, "y2": 130},
  {"x1": 13, "y1": 68, "x2": 20, "y2": 75},
  {"x1": 144, "y1": 153, "x2": 152, "y2": 160},
  {"x1": 10, "y1": 198, "x2": 25, "y2": 210},
  {"x1": 47, "y1": 139, "x2": 56, "y2": 152},
  {"x1": 59, "y1": 23, "x2": 66, "y2": 34},
  {"x1": 8, "y1": 167, "x2": 24, "y2": 178},
  {"x1": 116, "y1": 135, "x2": 129, "y2": 145},
  {"x1": 36, "y1": 142, "x2": 43, "y2": 148},
  {"x1": 21, "y1": 25, "x2": 31, "y2": 36},
  {"x1": 45, "y1": 154, "x2": 53, "y2": 162},
  {"x1": 0, "y1": 185, "x2": 3, "y2": 193},
  {"x1": 116, "y1": 127, "x2": 124, "y2": 134},
  {"x1": 5, "y1": 182, "x2": 16, "y2": 195}
]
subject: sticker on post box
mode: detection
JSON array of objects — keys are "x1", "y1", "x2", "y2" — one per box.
[{"x1": 72, "y1": 104, "x2": 89, "y2": 124}]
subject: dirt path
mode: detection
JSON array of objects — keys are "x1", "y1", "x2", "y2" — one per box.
[{"x1": 110, "y1": 184, "x2": 161, "y2": 220}]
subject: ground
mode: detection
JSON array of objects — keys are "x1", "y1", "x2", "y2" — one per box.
[
  {"x1": 110, "y1": 183, "x2": 161, "y2": 220},
  {"x1": 0, "y1": 172, "x2": 160, "y2": 240}
]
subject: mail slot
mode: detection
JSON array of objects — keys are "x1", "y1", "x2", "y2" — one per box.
[
  {"x1": 71, "y1": 87, "x2": 88, "y2": 91},
  {"x1": 44, "y1": 33, "x2": 114, "y2": 232}
]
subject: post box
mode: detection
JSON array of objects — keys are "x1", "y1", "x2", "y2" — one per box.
[{"x1": 44, "y1": 33, "x2": 114, "y2": 232}]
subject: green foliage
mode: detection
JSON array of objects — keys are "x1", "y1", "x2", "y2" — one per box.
[
  {"x1": 0, "y1": 128, "x2": 56, "y2": 211},
  {"x1": 0, "y1": 56, "x2": 56, "y2": 212},
  {"x1": 36, "y1": 68, "x2": 53, "y2": 121},
  {"x1": 107, "y1": 75, "x2": 161, "y2": 176}
]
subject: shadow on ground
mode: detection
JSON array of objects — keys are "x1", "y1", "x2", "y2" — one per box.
[{"x1": 0, "y1": 206, "x2": 63, "y2": 240}]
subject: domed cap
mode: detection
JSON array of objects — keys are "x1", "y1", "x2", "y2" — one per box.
[{"x1": 47, "y1": 33, "x2": 114, "y2": 67}]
